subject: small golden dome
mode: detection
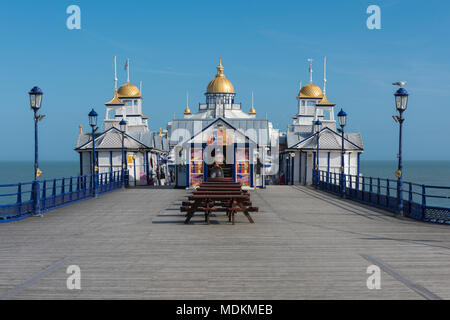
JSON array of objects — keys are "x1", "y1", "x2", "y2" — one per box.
[
  {"x1": 206, "y1": 58, "x2": 235, "y2": 94},
  {"x1": 249, "y1": 107, "x2": 256, "y2": 115},
  {"x1": 316, "y1": 95, "x2": 336, "y2": 106},
  {"x1": 184, "y1": 106, "x2": 192, "y2": 115},
  {"x1": 105, "y1": 89, "x2": 126, "y2": 106},
  {"x1": 298, "y1": 82, "x2": 323, "y2": 99},
  {"x1": 118, "y1": 82, "x2": 142, "y2": 98}
]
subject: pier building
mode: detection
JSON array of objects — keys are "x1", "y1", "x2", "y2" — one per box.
[
  {"x1": 75, "y1": 58, "x2": 169, "y2": 186},
  {"x1": 166, "y1": 59, "x2": 280, "y2": 188},
  {"x1": 280, "y1": 58, "x2": 364, "y2": 185}
]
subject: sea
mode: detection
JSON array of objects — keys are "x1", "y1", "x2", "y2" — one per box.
[{"x1": 0, "y1": 160, "x2": 449, "y2": 206}]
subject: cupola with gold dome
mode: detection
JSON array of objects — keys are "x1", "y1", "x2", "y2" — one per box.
[
  {"x1": 103, "y1": 57, "x2": 149, "y2": 133},
  {"x1": 118, "y1": 82, "x2": 142, "y2": 99},
  {"x1": 297, "y1": 82, "x2": 323, "y2": 99},
  {"x1": 206, "y1": 58, "x2": 235, "y2": 94}
]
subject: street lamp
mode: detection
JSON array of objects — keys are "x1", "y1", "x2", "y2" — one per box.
[
  {"x1": 338, "y1": 109, "x2": 347, "y2": 198},
  {"x1": 89, "y1": 109, "x2": 99, "y2": 198},
  {"x1": 314, "y1": 119, "x2": 322, "y2": 188},
  {"x1": 393, "y1": 85, "x2": 409, "y2": 216},
  {"x1": 119, "y1": 119, "x2": 127, "y2": 188},
  {"x1": 29, "y1": 86, "x2": 44, "y2": 215}
]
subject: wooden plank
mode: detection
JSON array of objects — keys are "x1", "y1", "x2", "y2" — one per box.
[{"x1": 0, "y1": 186, "x2": 449, "y2": 299}]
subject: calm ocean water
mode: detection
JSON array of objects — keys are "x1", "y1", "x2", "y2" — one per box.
[
  {"x1": 0, "y1": 160, "x2": 448, "y2": 186},
  {"x1": 0, "y1": 160, "x2": 449, "y2": 206}
]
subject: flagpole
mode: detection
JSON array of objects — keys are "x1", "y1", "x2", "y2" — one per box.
[
  {"x1": 114, "y1": 56, "x2": 118, "y2": 90},
  {"x1": 126, "y1": 58, "x2": 130, "y2": 83}
]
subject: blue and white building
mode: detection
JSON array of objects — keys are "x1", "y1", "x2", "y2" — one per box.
[
  {"x1": 280, "y1": 58, "x2": 364, "y2": 185},
  {"x1": 75, "y1": 58, "x2": 169, "y2": 186}
]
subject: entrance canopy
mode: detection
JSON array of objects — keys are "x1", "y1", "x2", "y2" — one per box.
[{"x1": 183, "y1": 118, "x2": 258, "y2": 147}]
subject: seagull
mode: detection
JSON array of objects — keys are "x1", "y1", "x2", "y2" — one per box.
[{"x1": 392, "y1": 81, "x2": 407, "y2": 87}]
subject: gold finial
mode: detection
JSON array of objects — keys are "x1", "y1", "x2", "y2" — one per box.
[
  {"x1": 216, "y1": 57, "x2": 224, "y2": 76},
  {"x1": 184, "y1": 106, "x2": 191, "y2": 115},
  {"x1": 249, "y1": 107, "x2": 256, "y2": 115},
  {"x1": 79, "y1": 125, "x2": 83, "y2": 134},
  {"x1": 159, "y1": 128, "x2": 162, "y2": 137}
]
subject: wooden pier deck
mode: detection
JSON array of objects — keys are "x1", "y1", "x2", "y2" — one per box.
[{"x1": 0, "y1": 186, "x2": 449, "y2": 300}]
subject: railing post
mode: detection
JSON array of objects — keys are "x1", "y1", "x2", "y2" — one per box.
[
  {"x1": 377, "y1": 178, "x2": 380, "y2": 205},
  {"x1": 16, "y1": 183, "x2": 22, "y2": 215},
  {"x1": 386, "y1": 179, "x2": 390, "y2": 208},
  {"x1": 77, "y1": 176, "x2": 81, "y2": 200},
  {"x1": 61, "y1": 178, "x2": 65, "y2": 201},
  {"x1": 69, "y1": 177, "x2": 73, "y2": 202},
  {"x1": 83, "y1": 176, "x2": 87, "y2": 197},
  {"x1": 89, "y1": 175, "x2": 93, "y2": 196},
  {"x1": 362, "y1": 176, "x2": 365, "y2": 201},
  {"x1": 52, "y1": 179, "x2": 57, "y2": 207},
  {"x1": 408, "y1": 182, "x2": 412, "y2": 215},
  {"x1": 32, "y1": 181, "x2": 41, "y2": 216},
  {"x1": 42, "y1": 180, "x2": 47, "y2": 211},
  {"x1": 356, "y1": 174, "x2": 359, "y2": 197},
  {"x1": 421, "y1": 185, "x2": 426, "y2": 221}
]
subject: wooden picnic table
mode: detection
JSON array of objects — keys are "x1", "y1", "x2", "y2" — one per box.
[
  {"x1": 192, "y1": 191, "x2": 244, "y2": 195},
  {"x1": 182, "y1": 194, "x2": 257, "y2": 225},
  {"x1": 196, "y1": 187, "x2": 246, "y2": 192}
]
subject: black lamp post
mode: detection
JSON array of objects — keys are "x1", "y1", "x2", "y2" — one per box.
[
  {"x1": 119, "y1": 119, "x2": 127, "y2": 189},
  {"x1": 314, "y1": 119, "x2": 322, "y2": 188},
  {"x1": 29, "y1": 86, "x2": 44, "y2": 215},
  {"x1": 393, "y1": 86, "x2": 409, "y2": 216},
  {"x1": 88, "y1": 109, "x2": 98, "y2": 198},
  {"x1": 338, "y1": 109, "x2": 347, "y2": 198}
]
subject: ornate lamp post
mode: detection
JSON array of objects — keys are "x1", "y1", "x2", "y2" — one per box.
[
  {"x1": 29, "y1": 87, "x2": 44, "y2": 215},
  {"x1": 88, "y1": 109, "x2": 99, "y2": 198},
  {"x1": 338, "y1": 109, "x2": 347, "y2": 198},
  {"x1": 393, "y1": 85, "x2": 409, "y2": 216},
  {"x1": 119, "y1": 119, "x2": 127, "y2": 189},
  {"x1": 314, "y1": 119, "x2": 322, "y2": 188}
]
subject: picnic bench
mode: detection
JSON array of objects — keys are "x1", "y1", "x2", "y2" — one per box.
[{"x1": 181, "y1": 180, "x2": 258, "y2": 225}]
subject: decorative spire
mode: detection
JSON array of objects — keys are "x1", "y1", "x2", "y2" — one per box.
[
  {"x1": 216, "y1": 57, "x2": 224, "y2": 77},
  {"x1": 79, "y1": 125, "x2": 83, "y2": 135},
  {"x1": 249, "y1": 91, "x2": 256, "y2": 114},
  {"x1": 184, "y1": 91, "x2": 191, "y2": 114},
  {"x1": 323, "y1": 56, "x2": 327, "y2": 96},
  {"x1": 159, "y1": 128, "x2": 162, "y2": 137},
  {"x1": 307, "y1": 58, "x2": 313, "y2": 83},
  {"x1": 287, "y1": 124, "x2": 290, "y2": 134}
]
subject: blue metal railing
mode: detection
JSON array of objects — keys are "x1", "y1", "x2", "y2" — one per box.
[
  {"x1": 0, "y1": 170, "x2": 125, "y2": 223},
  {"x1": 313, "y1": 170, "x2": 450, "y2": 225}
]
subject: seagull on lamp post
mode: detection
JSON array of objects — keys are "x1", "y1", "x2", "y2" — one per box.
[{"x1": 392, "y1": 81, "x2": 407, "y2": 87}]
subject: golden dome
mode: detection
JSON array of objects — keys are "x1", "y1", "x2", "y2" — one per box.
[
  {"x1": 105, "y1": 89, "x2": 125, "y2": 106},
  {"x1": 298, "y1": 82, "x2": 323, "y2": 99},
  {"x1": 206, "y1": 58, "x2": 235, "y2": 94},
  {"x1": 316, "y1": 95, "x2": 336, "y2": 106},
  {"x1": 249, "y1": 107, "x2": 256, "y2": 115},
  {"x1": 118, "y1": 82, "x2": 142, "y2": 98},
  {"x1": 184, "y1": 106, "x2": 191, "y2": 115}
]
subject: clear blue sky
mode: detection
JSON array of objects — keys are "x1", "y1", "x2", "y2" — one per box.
[{"x1": 1, "y1": 0, "x2": 449, "y2": 161}]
